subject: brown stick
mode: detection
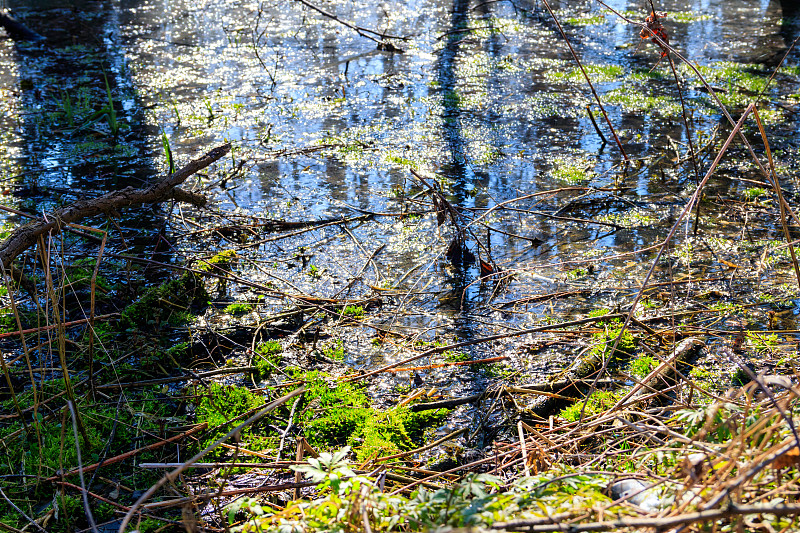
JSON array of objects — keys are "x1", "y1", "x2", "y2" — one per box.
[
  {"x1": 294, "y1": 436, "x2": 305, "y2": 500},
  {"x1": 119, "y1": 386, "x2": 305, "y2": 533},
  {"x1": 47, "y1": 423, "x2": 208, "y2": 482},
  {"x1": 374, "y1": 427, "x2": 468, "y2": 463},
  {"x1": 56, "y1": 481, "x2": 133, "y2": 514},
  {"x1": 0, "y1": 144, "x2": 230, "y2": 270},
  {"x1": 381, "y1": 355, "x2": 508, "y2": 374},
  {"x1": 141, "y1": 482, "x2": 317, "y2": 511},
  {"x1": 138, "y1": 461, "x2": 302, "y2": 469},
  {"x1": 491, "y1": 504, "x2": 800, "y2": 532},
  {"x1": 517, "y1": 421, "x2": 530, "y2": 477},
  {"x1": 0, "y1": 313, "x2": 118, "y2": 341},
  {"x1": 343, "y1": 313, "x2": 627, "y2": 382}
]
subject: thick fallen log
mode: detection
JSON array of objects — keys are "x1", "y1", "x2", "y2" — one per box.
[
  {"x1": 0, "y1": 143, "x2": 230, "y2": 270},
  {"x1": 612, "y1": 336, "x2": 706, "y2": 411}
]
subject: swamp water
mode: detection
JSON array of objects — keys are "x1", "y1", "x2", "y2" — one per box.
[{"x1": 2, "y1": 0, "x2": 800, "y2": 456}]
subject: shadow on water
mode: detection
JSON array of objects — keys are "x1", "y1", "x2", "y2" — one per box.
[
  {"x1": 778, "y1": 0, "x2": 800, "y2": 55},
  {"x1": 434, "y1": 0, "x2": 486, "y2": 345},
  {"x1": 0, "y1": 1, "x2": 176, "y2": 279},
  {"x1": 2, "y1": 0, "x2": 800, "y2": 376}
]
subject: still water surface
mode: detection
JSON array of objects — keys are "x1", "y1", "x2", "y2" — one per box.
[{"x1": 1, "y1": 0, "x2": 799, "y2": 380}]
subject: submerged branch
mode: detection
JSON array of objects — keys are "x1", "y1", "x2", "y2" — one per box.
[{"x1": 291, "y1": 0, "x2": 407, "y2": 49}]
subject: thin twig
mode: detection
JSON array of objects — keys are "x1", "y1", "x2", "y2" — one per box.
[
  {"x1": 67, "y1": 401, "x2": 98, "y2": 533},
  {"x1": 291, "y1": 0, "x2": 406, "y2": 43},
  {"x1": 540, "y1": 0, "x2": 628, "y2": 161},
  {"x1": 118, "y1": 386, "x2": 306, "y2": 533}
]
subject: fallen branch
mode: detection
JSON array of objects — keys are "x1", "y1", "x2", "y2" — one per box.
[
  {"x1": 0, "y1": 10, "x2": 45, "y2": 42},
  {"x1": 0, "y1": 143, "x2": 230, "y2": 270},
  {"x1": 0, "y1": 313, "x2": 118, "y2": 341},
  {"x1": 409, "y1": 393, "x2": 484, "y2": 412},
  {"x1": 291, "y1": 0, "x2": 406, "y2": 49},
  {"x1": 382, "y1": 355, "x2": 508, "y2": 374},
  {"x1": 491, "y1": 504, "x2": 800, "y2": 532},
  {"x1": 611, "y1": 336, "x2": 705, "y2": 411},
  {"x1": 140, "y1": 481, "x2": 317, "y2": 510},
  {"x1": 47, "y1": 423, "x2": 208, "y2": 482},
  {"x1": 118, "y1": 386, "x2": 306, "y2": 533},
  {"x1": 374, "y1": 427, "x2": 468, "y2": 463}
]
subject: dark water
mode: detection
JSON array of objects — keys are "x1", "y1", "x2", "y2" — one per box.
[{"x1": 1, "y1": 0, "x2": 800, "y2": 386}]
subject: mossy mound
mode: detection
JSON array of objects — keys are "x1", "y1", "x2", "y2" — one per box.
[
  {"x1": 193, "y1": 372, "x2": 450, "y2": 462},
  {"x1": 298, "y1": 372, "x2": 449, "y2": 461},
  {"x1": 194, "y1": 382, "x2": 268, "y2": 454},
  {"x1": 120, "y1": 272, "x2": 208, "y2": 330}
]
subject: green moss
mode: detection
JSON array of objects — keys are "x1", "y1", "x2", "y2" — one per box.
[
  {"x1": 255, "y1": 341, "x2": 283, "y2": 378},
  {"x1": 747, "y1": 331, "x2": 779, "y2": 354},
  {"x1": 562, "y1": 13, "x2": 605, "y2": 26},
  {"x1": 130, "y1": 518, "x2": 164, "y2": 533},
  {"x1": 224, "y1": 302, "x2": 254, "y2": 316},
  {"x1": 0, "y1": 222, "x2": 14, "y2": 241},
  {"x1": 65, "y1": 257, "x2": 113, "y2": 291},
  {"x1": 591, "y1": 319, "x2": 637, "y2": 362},
  {"x1": 667, "y1": 10, "x2": 711, "y2": 22},
  {"x1": 546, "y1": 64, "x2": 624, "y2": 84},
  {"x1": 0, "y1": 384, "x2": 171, "y2": 506},
  {"x1": 598, "y1": 209, "x2": 656, "y2": 228},
  {"x1": 120, "y1": 272, "x2": 208, "y2": 330},
  {"x1": 349, "y1": 407, "x2": 449, "y2": 462},
  {"x1": 258, "y1": 340, "x2": 282, "y2": 355},
  {"x1": 342, "y1": 305, "x2": 364, "y2": 318},
  {"x1": 549, "y1": 158, "x2": 594, "y2": 184},
  {"x1": 743, "y1": 187, "x2": 768, "y2": 201},
  {"x1": 195, "y1": 383, "x2": 266, "y2": 452},
  {"x1": 386, "y1": 155, "x2": 418, "y2": 169},
  {"x1": 688, "y1": 62, "x2": 772, "y2": 109},
  {"x1": 402, "y1": 408, "x2": 449, "y2": 442},
  {"x1": 629, "y1": 355, "x2": 657, "y2": 379},
  {"x1": 296, "y1": 372, "x2": 449, "y2": 456},
  {"x1": 322, "y1": 340, "x2": 345, "y2": 361},
  {"x1": 298, "y1": 372, "x2": 370, "y2": 448},
  {"x1": 559, "y1": 390, "x2": 620, "y2": 422},
  {"x1": 689, "y1": 365, "x2": 713, "y2": 381},
  {"x1": 0, "y1": 311, "x2": 15, "y2": 333},
  {"x1": 0, "y1": 306, "x2": 40, "y2": 334},
  {"x1": 566, "y1": 267, "x2": 588, "y2": 280},
  {"x1": 627, "y1": 69, "x2": 667, "y2": 82},
  {"x1": 349, "y1": 409, "x2": 409, "y2": 461},
  {"x1": 197, "y1": 249, "x2": 238, "y2": 272},
  {"x1": 603, "y1": 87, "x2": 680, "y2": 115},
  {"x1": 443, "y1": 350, "x2": 470, "y2": 363},
  {"x1": 50, "y1": 494, "x2": 82, "y2": 533}
]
